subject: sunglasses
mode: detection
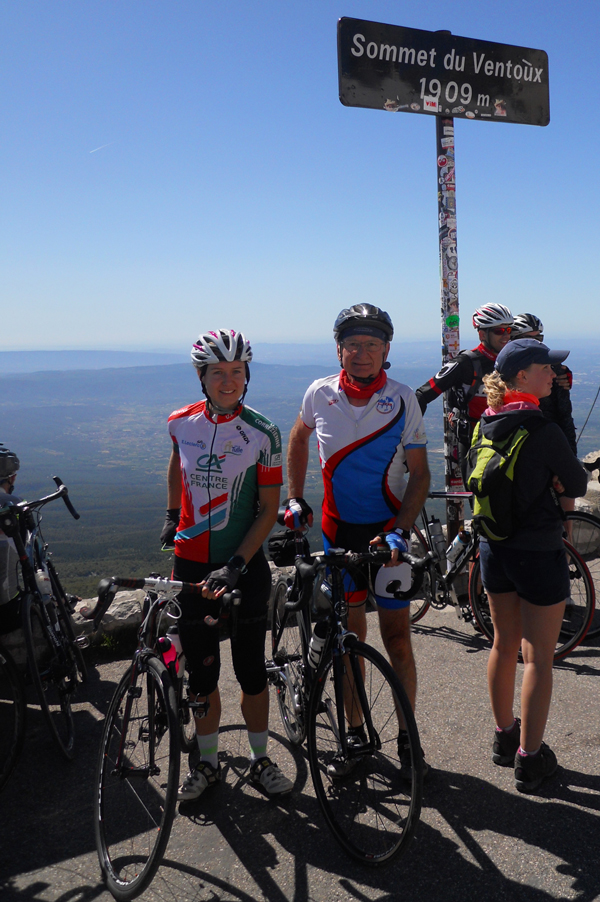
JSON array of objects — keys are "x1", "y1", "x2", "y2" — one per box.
[{"x1": 489, "y1": 326, "x2": 512, "y2": 336}]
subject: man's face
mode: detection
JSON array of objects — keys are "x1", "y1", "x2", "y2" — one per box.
[
  {"x1": 480, "y1": 326, "x2": 512, "y2": 354},
  {"x1": 338, "y1": 335, "x2": 389, "y2": 381}
]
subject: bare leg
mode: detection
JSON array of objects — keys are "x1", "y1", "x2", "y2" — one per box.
[
  {"x1": 487, "y1": 591, "x2": 522, "y2": 729},
  {"x1": 193, "y1": 687, "x2": 221, "y2": 735},
  {"x1": 378, "y1": 607, "x2": 416, "y2": 711},
  {"x1": 520, "y1": 599, "x2": 565, "y2": 751},
  {"x1": 240, "y1": 686, "x2": 269, "y2": 733}
]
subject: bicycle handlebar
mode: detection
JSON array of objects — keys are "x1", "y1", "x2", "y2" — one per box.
[
  {"x1": 52, "y1": 476, "x2": 80, "y2": 520},
  {"x1": 87, "y1": 575, "x2": 209, "y2": 631}
]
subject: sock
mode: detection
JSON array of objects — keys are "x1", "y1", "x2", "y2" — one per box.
[
  {"x1": 248, "y1": 729, "x2": 269, "y2": 763},
  {"x1": 496, "y1": 718, "x2": 518, "y2": 734},
  {"x1": 518, "y1": 745, "x2": 540, "y2": 758},
  {"x1": 196, "y1": 731, "x2": 219, "y2": 769}
]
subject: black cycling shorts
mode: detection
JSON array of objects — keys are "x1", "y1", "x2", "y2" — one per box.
[{"x1": 172, "y1": 550, "x2": 271, "y2": 697}]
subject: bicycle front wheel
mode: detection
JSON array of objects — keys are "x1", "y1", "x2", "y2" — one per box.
[
  {"x1": 565, "y1": 512, "x2": 600, "y2": 637},
  {"x1": 22, "y1": 593, "x2": 75, "y2": 759},
  {"x1": 469, "y1": 541, "x2": 594, "y2": 661},
  {"x1": 0, "y1": 642, "x2": 26, "y2": 793},
  {"x1": 95, "y1": 656, "x2": 180, "y2": 901},
  {"x1": 307, "y1": 640, "x2": 422, "y2": 866},
  {"x1": 270, "y1": 576, "x2": 307, "y2": 745}
]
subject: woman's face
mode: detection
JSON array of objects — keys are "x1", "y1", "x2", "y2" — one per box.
[
  {"x1": 201, "y1": 360, "x2": 246, "y2": 410},
  {"x1": 516, "y1": 362, "x2": 555, "y2": 399}
]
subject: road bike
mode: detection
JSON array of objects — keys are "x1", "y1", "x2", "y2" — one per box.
[
  {"x1": 267, "y1": 535, "x2": 425, "y2": 866},
  {"x1": 88, "y1": 574, "x2": 230, "y2": 901},
  {"x1": 407, "y1": 492, "x2": 595, "y2": 661},
  {"x1": 0, "y1": 477, "x2": 86, "y2": 759},
  {"x1": 0, "y1": 641, "x2": 26, "y2": 793}
]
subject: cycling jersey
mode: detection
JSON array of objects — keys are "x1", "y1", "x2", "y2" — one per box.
[
  {"x1": 415, "y1": 344, "x2": 497, "y2": 424},
  {"x1": 168, "y1": 401, "x2": 282, "y2": 563},
  {"x1": 300, "y1": 374, "x2": 427, "y2": 538}
]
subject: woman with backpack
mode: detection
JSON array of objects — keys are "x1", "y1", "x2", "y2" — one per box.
[{"x1": 474, "y1": 339, "x2": 588, "y2": 793}]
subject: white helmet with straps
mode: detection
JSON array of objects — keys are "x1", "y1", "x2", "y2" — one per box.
[
  {"x1": 472, "y1": 304, "x2": 513, "y2": 330},
  {"x1": 191, "y1": 329, "x2": 252, "y2": 369}
]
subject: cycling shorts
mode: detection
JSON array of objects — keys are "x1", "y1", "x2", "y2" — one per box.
[
  {"x1": 479, "y1": 541, "x2": 570, "y2": 606},
  {"x1": 323, "y1": 519, "x2": 411, "y2": 611}
]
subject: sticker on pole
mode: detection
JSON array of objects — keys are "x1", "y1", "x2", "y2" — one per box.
[{"x1": 338, "y1": 18, "x2": 550, "y2": 126}]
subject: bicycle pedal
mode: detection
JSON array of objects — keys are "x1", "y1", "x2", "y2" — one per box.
[{"x1": 75, "y1": 635, "x2": 90, "y2": 649}]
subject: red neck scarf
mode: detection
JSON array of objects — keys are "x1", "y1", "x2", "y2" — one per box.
[
  {"x1": 503, "y1": 390, "x2": 540, "y2": 407},
  {"x1": 339, "y1": 368, "x2": 386, "y2": 400}
]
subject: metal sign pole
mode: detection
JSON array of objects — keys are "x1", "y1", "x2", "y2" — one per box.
[{"x1": 435, "y1": 115, "x2": 463, "y2": 542}]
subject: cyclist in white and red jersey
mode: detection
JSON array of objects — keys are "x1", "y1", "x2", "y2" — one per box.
[
  {"x1": 415, "y1": 303, "x2": 514, "y2": 481},
  {"x1": 162, "y1": 329, "x2": 293, "y2": 801},
  {"x1": 286, "y1": 304, "x2": 430, "y2": 777}
]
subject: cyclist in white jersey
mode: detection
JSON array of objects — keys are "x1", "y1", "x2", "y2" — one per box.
[
  {"x1": 286, "y1": 305, "x2": 431, "y2": 777},
  {"x1": 162, "y1": 329, "x2": 293, "y2": 800}
]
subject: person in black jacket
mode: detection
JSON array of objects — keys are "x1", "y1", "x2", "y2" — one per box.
[
  {"x1": 415, "y1": 304, "x2": 513, "y2": 482},
  {"x1": 511, "y1": 314, "x2": 577, "y2": 453},
  {"x1": 476, "y1": 339, "x2": 588, "y2": 794}
]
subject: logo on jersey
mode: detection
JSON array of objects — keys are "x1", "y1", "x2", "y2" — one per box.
[
  {"x1": 196, "y1": 453, "x2": 225, "y2": 472},
  {"x1": 376, "y1": 396, "x2": 395, "y2": 414},
  {"x1": 221, "y1": 440, "x2": 243, "y2": 456}
]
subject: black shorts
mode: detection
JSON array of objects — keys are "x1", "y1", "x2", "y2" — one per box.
[
  {"x1": 172, "y1": 550, "x2": 271, "y2": 696},
  {"x1": 479, "y1": 541, "x2": 570, "y2": 606}
]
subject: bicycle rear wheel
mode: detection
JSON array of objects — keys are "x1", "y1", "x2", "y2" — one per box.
[
  {"x1": 95, "y1": 656, "x2": 180, "y2": 901},
  {"x1": 408, "y1": 527, "x2": 433, "y2": 624},
  {"x1": 469, "y1": 541, "x2": 594, "y2": 661},
  {"x1": 565, "y1": 512, "x2": 600, "y2": 638},
  {"x1": 22, "y1": 593, "x2": 76, "y2": 759},
  {"x1": 47, "y1": 559, "x2": 88, "y2": 682},
  {"x1": 307, "y1": 639, "x2": 422, "y2": 865},
  {"x1": 270, "y1": 576, "x2": 307, "y2": 745},
  {"x1": 0, "y1": 643, "x2": 26, "y2": 793}
]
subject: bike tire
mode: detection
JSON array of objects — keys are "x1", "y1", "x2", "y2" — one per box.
[
  {"x1": 307, "y1": 639, "x2": 422, "y2": 866},
  {"x1": 468, "y1": 541, "x2": 595, "y2": 661},
  {"x1": 22, "y1": 592, "x2": 75, "y2": 759},
  {"x1": 409, "y1": 526, "x2": 433, "y2": 624},
  {"x1": 47, "y1": 559, "x2": 88, "y2": 683},
  {"x1": 178, "y1": 664, "x2": 197, "y2": 754},
  {"x1": 0, "y1": 642, "x2": 27, "y2": 793},
  {"x1": 269, "y1": 576, "x2": 307, "y2": 745},
  {"x1": 95, "y1": 656, "x2": 180, "y2": 901},
  {"x1": 565, "y1": 511, "x2": 600, "y2": 638}
]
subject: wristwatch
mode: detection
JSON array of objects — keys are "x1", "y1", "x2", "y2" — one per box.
[{"x1": 227, "y1": 554, "x2": 248, "y2": 574}]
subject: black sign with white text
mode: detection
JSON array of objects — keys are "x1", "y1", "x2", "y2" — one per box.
[{"x1": 338, "y1": 18, "x2": 549, "y2": 126}]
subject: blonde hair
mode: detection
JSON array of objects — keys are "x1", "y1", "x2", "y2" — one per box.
[{"x1": 482, "y1": 371, "x2": 516, "y2": 411}]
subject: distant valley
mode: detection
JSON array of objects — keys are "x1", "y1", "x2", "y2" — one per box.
[{"x1": 2, "y1": 343, "x2": 600, "y2": 597}]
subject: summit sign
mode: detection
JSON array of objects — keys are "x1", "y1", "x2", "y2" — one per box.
[{"x1": 338, "y1": 18, "x2": 549, "y2": 126}]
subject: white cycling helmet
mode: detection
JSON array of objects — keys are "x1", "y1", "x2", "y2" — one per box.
[
  {"x1": 472, "y1": 304, "x2": 513, "y2": 330},
  {"x1": 511, "y1": 313, "x2": 544, "y2": 336},
  {"x1": 191, "y1": 329, "x2": 252, "y2": 370}
]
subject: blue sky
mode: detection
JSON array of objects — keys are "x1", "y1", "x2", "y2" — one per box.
[{"x1": 2, "y1": 0, "x2": 598, "y2": 351}]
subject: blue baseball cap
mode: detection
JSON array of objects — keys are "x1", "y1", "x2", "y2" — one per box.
[{"x1": 495, "y1": 338, "x2": 569, "y2": 380}]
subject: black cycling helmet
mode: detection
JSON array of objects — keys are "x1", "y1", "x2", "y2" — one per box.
[
  {"x1": 0, "y1": 444, "x2": 20, "y2": 480},
  {"x1": 333, "y1": 304, "x2": 394, "y2": 342}
]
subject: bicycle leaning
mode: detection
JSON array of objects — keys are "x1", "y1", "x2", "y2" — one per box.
[
  {"x1": 406, "y1": 491, "x2": 596, "y2": 661},
  {"x1": 267, "y1": 531, "x2": 427, "y2": 866},
  {"x1": 0, "y1": 476, "x2": 86, "y2": 760},
  {"x1": 88, "y1": 574, "x2": 239, "y2": 901},
  {"x1": 0, "y1": 640, "x2": 26, "y2": 793}
]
